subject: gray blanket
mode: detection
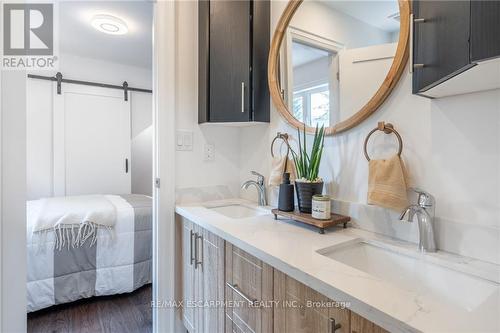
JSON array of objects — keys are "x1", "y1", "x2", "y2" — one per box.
[{"x1": 27, "y1": 194, "x2": 152, "y2": 312}]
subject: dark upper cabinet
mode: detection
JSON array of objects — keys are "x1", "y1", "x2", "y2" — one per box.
[
  {"x1": 412, "y1": 1, "x2": 471, "y2": 93},
  {"x1": 470, "y1": 1, "x2": 500, "y2": 62},
  {"x1": 412, "y1": 0, "x2": 500, "y2": 98},
  {"x1": 199, "y1": 0, "x2": 270, "y2": 123}
]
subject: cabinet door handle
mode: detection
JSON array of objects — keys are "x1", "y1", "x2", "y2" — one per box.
[
  {"x1": 226, "y1": 282, "x2": 257, "y2": 306},
  {"x1": 329, "y1": 318, "x2": 341, "y2": 332},
  {"x1": 241, "y1": 82, "x2": 245, "y2": 113},
  {"x1": 195, "y1": 233, "x2": 203, "y2": 269},
  {"x1": 125, "y1": 158, "x2": 129, "y2": 173},
  {"x1": 410, "y1": 13, "x2": 426, "y2": 73},
  {"x1": 193, "y1": 232, "x2": 198, "y2": 269},
  {"x1": 189, "y1": 230, "x2": 195, "y2": 265}
]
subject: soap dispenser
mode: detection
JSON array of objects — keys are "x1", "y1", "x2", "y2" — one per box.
[{"x1": 278, "y1": 172, "x2": 294, "y2": 212}]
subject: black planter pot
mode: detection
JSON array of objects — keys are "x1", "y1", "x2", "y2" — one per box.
[{"x1": 295, "y1": 181, "x2": 323, "y2": 213}]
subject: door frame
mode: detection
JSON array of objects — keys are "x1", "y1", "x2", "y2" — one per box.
[
  {"x1": 0, "y1": 57, "x2": 3, "y2": 332},
  {"x1": 152, "y1": 1, "x2": 177, "y2": 332},
  {"x1": 1, "y1": 70, "x2": 28, "y2": 332},
  {"x1": 282, "y1": 27, "x2": 344, "y2": 126}
]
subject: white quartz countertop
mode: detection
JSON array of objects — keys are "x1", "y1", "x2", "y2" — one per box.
[{"x1": 175, "y1": 199, "x2": 500, "y2": 333}]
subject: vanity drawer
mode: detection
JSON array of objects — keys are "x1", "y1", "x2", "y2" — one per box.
[
  {"x1": 273, "y1": 269, "x2": 350, "y2": 333},
  {"x1": 225, "y1": 243, "x2": 273, "y2": 333}
]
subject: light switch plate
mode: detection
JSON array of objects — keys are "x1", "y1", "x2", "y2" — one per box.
[{"x1": 176, "y1": 130, "x2": 193, "y2": 151}]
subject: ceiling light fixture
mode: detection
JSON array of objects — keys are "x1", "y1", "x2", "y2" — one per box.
[{"x1": 91, "y1": 14, "x2": 128, "y2": 35}]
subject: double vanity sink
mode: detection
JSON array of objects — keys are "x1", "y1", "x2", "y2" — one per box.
[{"x1": 177, "y1": 200, "x2": 500, "y2": 332}]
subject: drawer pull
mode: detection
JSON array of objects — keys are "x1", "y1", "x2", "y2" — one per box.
[
  {"x1": 195, "y1": 233, "x2": 203, "y2": 269},
  {"x1": 189, "y1": 230, "x2": 195, "y2": 265},
  {"x1": 330, "y1": 318, "x2": 341, "y2": 332},
  {"x1": 241, "y1": 82, "x2": 245, "y2": 113},
  {"x1": 226, "y1": 282, "x2": 257, "y2": 306}
]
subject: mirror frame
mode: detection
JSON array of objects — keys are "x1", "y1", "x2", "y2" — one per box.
[{"x1": 268, "y1": 0, "x2": 411, "y2": 135}]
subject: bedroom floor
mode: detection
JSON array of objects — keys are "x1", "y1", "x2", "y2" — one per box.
[{"x1": 27, "y1": 284, "x2": 152, "y2": 333}]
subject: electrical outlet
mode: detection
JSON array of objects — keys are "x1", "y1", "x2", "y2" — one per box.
[{"x1": 204, "y1": 144, "x2": 215, "y2": 161}]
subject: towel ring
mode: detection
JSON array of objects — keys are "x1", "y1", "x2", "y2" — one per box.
[
  {"x1": 363, "y1": 122, "x2": 403, "y2": 161},
  {"x1": 271, "y1": 132, "x2": 292, "y2": 158}
]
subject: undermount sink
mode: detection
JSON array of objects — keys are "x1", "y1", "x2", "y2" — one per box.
[
  {"x1": 318, "y1": 239, "x2": 499, "y2": 311},
  {"x1": 208, "y1": 204, "x2": 268, "y2": 219}
]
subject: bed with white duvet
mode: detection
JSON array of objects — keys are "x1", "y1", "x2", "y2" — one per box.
[{"x1": 27, "y1": 194, "x2": 152, "y2": 312}]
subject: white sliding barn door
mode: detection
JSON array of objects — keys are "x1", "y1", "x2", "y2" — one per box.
[{"x1": 53, "y1": 83, "x2": 131, "y2": 196}]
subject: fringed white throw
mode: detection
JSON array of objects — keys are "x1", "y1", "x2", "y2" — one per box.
[{"x1": 33, "y1": 195, "x2": 117, "y2": 250}]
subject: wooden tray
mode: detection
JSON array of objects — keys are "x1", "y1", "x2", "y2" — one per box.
[{"x1": 271, "y1": 209, "x2": 350, "y2": 234}]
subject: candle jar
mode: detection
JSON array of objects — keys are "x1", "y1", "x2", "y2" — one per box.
[{"x1": 311, "y1": 195, "x2": 331, "y2": 220}]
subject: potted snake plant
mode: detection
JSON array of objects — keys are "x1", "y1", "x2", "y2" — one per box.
[{"x1": 290, "y1": 124, "x2": 325, "y2": 213}]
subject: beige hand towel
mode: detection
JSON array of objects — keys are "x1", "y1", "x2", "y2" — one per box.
[
  {"x1": 367, "y1": 155, "x2": 409, "y2": 211},
  {"x1": 268, "y1": 156, "x2": 296, "y2": 186}
]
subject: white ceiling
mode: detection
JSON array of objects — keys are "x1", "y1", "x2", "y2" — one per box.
[
  {"x1": 59, "y1": 1, "x2": 153, "y2": 68},
  {"x1": 292, "y1": 41, "x2": 330, "y2": 67},
  {"x1": 319, "y1": 0, "x2": 400, "y2": 32}
]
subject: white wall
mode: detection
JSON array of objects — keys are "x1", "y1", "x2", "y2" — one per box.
[
  {"x1": 26, "y1": 54, "x2": 153, "y2": 199},
  {"x1": 171, "y1": 1, "x2": 500, "y2": 266},
  {"x1": 290, "y1": 1, "x2": 392, "y2": 49},
  {"x1": 237, "y1": 2, "x2": 500, "y2": 266},
  {"x1": 174, "y1": 1, "x2": 242, "y2": 199},
  {"x1": 51, "y1": 54, "x2": 152, "y2": 89},
  {"x1": 293, "y1": 56, "x2": 331, "y2": 90},
  {"x1": 173, "y1": 0, "x2": 395, "y2": 203}
]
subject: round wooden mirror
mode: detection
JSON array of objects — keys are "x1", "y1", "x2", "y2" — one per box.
[{"x1": 268, "y1": 0, "x2": 410, "y2": 135}]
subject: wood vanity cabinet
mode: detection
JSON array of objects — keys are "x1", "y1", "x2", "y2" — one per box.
[
  {"x1": 273, "y1": 270, "x2": 350, "y2": 333},
  {"x1": 180, "y1": 219, "x2": 390, "y2": 333},
  {"x1": 225, "y1": 243, "x2": 274, "y2": 333},
  {"x1": 350, "y1": 313, "x2": 389, "y2": 333},
  {"x1": 412, "y1": 0, "x2": 500, "y2": 98},
  {"x1": 181, "y1": 220, "x2": 225, "y2": 332},
  {"x1": 198, "y1": 0, "x2": 270, "y2": 123},
  {"x1": 181, "y1": 219, "x2": 196, "y2": 332}
]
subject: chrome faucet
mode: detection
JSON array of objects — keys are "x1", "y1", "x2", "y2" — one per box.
[
  {"x1": 399, "y1": 188, "x2": 437, "y2": 253},
  {"x1": 241, "y1": 171, "x2": 267, "y2": 206}
]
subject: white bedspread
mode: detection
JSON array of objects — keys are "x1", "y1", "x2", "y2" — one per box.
[{"x1": 27, "y1": 194, "x2": 152, "y2": 312}]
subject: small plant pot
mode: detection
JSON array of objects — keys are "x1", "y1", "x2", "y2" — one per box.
[{"x1": 295, "y1": 181, "x2": 323, "y2": 214}]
